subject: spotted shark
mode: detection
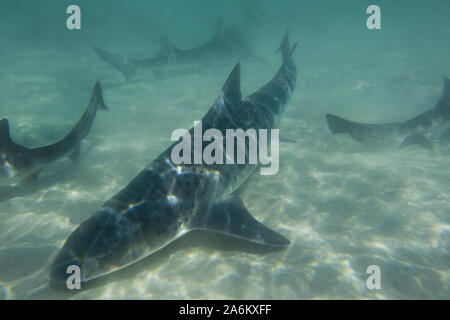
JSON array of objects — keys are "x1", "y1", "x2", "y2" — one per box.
[
  {"x1": 0, "y1": 82, "x2": 108, "y2": 185},
  {"x1": 326, "y1": 77, "x2": 450, "y2": 151},
  {"x1": 92, "y1": 17, "x2": 262, "y2": 81},
  {"x1": 50, "y1": 31, "x2": 297, "y2": 285}
]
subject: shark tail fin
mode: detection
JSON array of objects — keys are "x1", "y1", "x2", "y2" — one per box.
[
  {"x1": 92, "y1": 46, "x2": 136, "y2": 81},
  {"x1": 326, "y1": 114, "x2": 355, "y2": 134},
  {"x1": 190, "y1": 197, "x2": 290, "y2": 248},
  {"x1": 90, "y1": 82, "x2": 109, "y2": 111},
  {"x1": 277, "y1": 30, "x2": 297, "y2": 64}
]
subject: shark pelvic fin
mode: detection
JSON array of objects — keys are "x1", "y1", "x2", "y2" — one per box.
[
  {"x1": 190, "y1": 197, "x2": 290, "y2": 247},
  {"x1": 221, "y1": 63, "x2": 242, "y2": 102}
]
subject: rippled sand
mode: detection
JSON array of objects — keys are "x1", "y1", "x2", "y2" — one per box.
[{"x1": 0, "y1": 19, "x2": 449, "y2": 300}]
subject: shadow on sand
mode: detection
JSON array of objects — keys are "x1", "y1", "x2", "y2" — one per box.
[{"x1": 29, "y1": 229, "x2": 287, "y2": 299}]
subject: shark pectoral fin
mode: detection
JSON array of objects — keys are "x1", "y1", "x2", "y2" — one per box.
[
  {"x1": 400, "y1": 134, "x2": 433, "y2": 150},
  {"x1": 68, "y1": 143, "x2": 81, "y2": 161},
  {"x1": 191, "y1": 198, "x2": 290, "y2": 247}
]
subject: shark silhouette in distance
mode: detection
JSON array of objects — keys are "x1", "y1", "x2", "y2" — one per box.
[
  {"x1": 50, "y1": 31, "x2": 297, "y2": 287},
  {"x1": 92, "y1": 17, "x2": 263, "y2": 81},
  {"x1": 326, "y1": 77, "x2": 450, "y2": 151},
  {"x1": 0, "y1": 82, "x2": 108, "y2": 188}
]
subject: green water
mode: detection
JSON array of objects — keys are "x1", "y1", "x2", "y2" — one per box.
[{"x1": 0, "y1": 0, "x2": 449, "y2": 299}]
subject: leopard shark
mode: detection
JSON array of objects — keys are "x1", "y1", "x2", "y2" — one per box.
[
  {"x1": 50, "y1": 31, "x2": 297, "y2": 286},
  {"x1": 92, "y1": 17, "x2": 262, "y2": 81},
  {"x1": 326, "y1": 77, "x2": 450, "y2": 151},
  {"x1": 0, "y1": 82, "x2": 108, "y2": 186}
]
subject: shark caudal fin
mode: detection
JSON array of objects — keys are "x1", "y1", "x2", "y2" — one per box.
[
  {"x1": 189, "y1": 197, "x2": 290, "y2": 247},
  {"x1": 92, "y1": 46, "x2": 137, "y2": 81},
  {"x1": 90, "y1": 81, "x2": 109, "y2": 111},
  {"x1": 277, "y1": 30, "x2": 297, "y2": 64},
  {"x1": 326, "y1": 114, "x2": 356, "y2": 134}
]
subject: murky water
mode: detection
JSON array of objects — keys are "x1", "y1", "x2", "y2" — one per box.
[{"x1": 0, "y1": 0, "x2": 449, "y2": 299}]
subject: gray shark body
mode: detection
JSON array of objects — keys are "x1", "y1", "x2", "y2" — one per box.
[
  {"x1": 50, "y1": 32, "x2": 297, "y2": 285},
  {"x1": 326, "y1": 77, "x2": 450, "y2": 151},
  {"x1": 0, "y1": 82, "x2": 108, "y2": 185},
  {"x1": 92, "y1": 17, "x2": 261, "y2": 80}
]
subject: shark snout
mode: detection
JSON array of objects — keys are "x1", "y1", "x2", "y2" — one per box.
[{"x1": 50, "y1": 208, "x2": 131, "y2": 285}]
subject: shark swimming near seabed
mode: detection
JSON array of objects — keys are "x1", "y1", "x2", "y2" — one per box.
[
  {"x1": 0, "y1": 82, "x2": 108, "y2": 187},
  {"x1": 326, "y1": 77, "x2": 450, "y2": 151},
  {"x1": 92, "y1": 17, "x2": 263, "y2": 81},
  {"x1": 50, "y1": 31, "x2": 297, "y2": 286}
]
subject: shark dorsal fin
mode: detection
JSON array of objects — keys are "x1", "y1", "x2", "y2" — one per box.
[
  {"x1": 221, "y1": 63, "x2": 242, "y2": 102},
  {"x1": 0, "y1": 119, "x2": 11, "y2": 144},
  {"x1": 90, "y1": 81, "x2": 109, "y2": 111}
]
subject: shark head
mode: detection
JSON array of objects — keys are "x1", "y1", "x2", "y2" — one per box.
[{"x1": 50, "y1": 188, "x2": 181, "y2": 286}]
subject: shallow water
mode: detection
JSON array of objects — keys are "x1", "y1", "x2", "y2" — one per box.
[{"x1": 0, "y1": 0, "x2": 449, "y2": 299}]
